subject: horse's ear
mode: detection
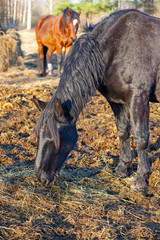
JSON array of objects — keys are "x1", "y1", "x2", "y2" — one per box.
[
  {"x1": 54, "y1": 98, "x2": 64, "y2": 117},
  {"x1": 78, "y1": 9, "x2": 82, "y2": 15},
  {"x1": 32, "y1": 96, "x2": 47, "y2": 111},
  {"x1": 54, "y1": 98, "x2": 73, "y2": 124},
  {"x1": 66, "y1": 7, "x2": 71, "y2": 16}
]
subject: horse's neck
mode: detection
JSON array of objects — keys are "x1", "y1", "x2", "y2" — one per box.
[
  {"x1": 55, "y1": 76, "x2": 97, "y2": 123},
  {"x1": 53, "y1": 36, "x2": 105, "y2": 123}
]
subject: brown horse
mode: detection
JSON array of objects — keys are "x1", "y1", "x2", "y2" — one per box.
[{"x1": 35, "y1": 8, "x2": 81, "y2": 76}]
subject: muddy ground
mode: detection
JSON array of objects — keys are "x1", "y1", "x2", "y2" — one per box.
[{"x1": 0, "y1": 30, "x2": 160, "y2": 240}]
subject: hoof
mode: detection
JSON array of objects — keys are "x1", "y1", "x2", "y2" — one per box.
[
  {"x1": 131, "y1": 175, "x2": 148, "y2": 191},
  {"x1": 39, "y1": 73, "x2": 47, "y2": 77},
  {"x1": 115, "y1": 163, "x2": 128, "y2": 177},
  {"x1": 48, "y1": 72, "x2": 54, "y2": 77},
  {"x1": 39, "y1": 74, "x2": 44, "y2": 77}
]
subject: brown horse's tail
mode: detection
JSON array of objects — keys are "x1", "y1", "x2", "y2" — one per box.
[{"x1": 37, "y1": 46, "x2": 48, "y2": 76}]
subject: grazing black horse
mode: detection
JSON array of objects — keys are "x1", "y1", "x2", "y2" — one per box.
[{"x1": 33, "y1": 9, "x2": 160, "y2": 191}]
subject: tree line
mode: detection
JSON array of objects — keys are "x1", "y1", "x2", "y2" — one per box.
[
  {"x1": 0, "y1": 0, "x2": 159, "y2": 30},
  {"x1": 0, "y1": 0, "x2": 30, "y2": 29},
  {"x1": 0, "y1": 0, "x2": 53, "y2": 30}
]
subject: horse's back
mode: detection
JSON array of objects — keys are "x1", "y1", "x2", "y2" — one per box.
[{"x1": 89, "y1": 9, "x2": 160, "y2": 103}]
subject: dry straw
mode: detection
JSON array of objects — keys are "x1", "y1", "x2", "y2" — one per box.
[
  {"x1": 0, "y1": 29, "x2": 23, "y2": 71},
  {"x1": 0, "y1": 84, "x2": 160, "y2": 239}
]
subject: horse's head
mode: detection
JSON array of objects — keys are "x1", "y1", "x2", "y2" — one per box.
[
  {"x1": 62, "y1": 8, "x2": 81, "y2": 43},
  {"x1": 33, "y1": 96, "x2": 78, "y2": 187}
]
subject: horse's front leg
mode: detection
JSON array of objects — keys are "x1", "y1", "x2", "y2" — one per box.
[
  {"x1": 65, "y1": 45, "x2": 72, "y2": 56},
  {"x1": 56, "y1": 45, "x2": 63, "y2": 76},
  {"x1": 109, "y1": 102, "x2": 132, "y2": 177},
  {"x1": 130, "y1": 93, "x2": 150, "y2": 191},
  {"x1": 46, "y1": 47, "x2": 56, "y2": 76},
  {"x1": 37, "y1": 43, "x2": 45, "y2": 76}
]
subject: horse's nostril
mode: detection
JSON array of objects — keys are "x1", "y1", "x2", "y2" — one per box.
[{"x1": 41, "y1": 177, "x2": 50, "y2": 187}]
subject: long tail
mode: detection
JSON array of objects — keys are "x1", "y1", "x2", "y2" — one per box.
[
  {"x1": 43, "y1": 45, "x2": 48, "y2": 75},
  {"x1": 37, "y1": 46, "x2": 48, "y2": 75}
]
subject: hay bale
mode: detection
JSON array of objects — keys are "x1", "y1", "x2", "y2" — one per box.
[{"x1": 0, "y1": 29, "x2": 23, "y2": 71}]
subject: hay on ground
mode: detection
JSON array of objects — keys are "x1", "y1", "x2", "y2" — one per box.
[{"x1": 0, "y1": 29, "x2": 23, "y2": 71}]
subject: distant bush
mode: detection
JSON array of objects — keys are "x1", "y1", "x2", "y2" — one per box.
[{"x1": 53, "y1": 0, "x2": 114, "y2": 16}]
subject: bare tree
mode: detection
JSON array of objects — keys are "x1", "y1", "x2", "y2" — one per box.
[
  {"x1": 49, "y1": 0, "x2": 53, "y2": 14},
  {"x1": 13, "y1": 0, "x2": 17, "y2": 27},
  {"x1": 27, "y1": 0, "x2": 32, "y2": 30},
  {"x1": 23, "y1": 0, "x2": 27, "y2": 28}
]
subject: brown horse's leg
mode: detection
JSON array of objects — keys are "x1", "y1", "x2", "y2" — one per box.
[
  {"x1": 56, "y1": 46, "x2": 62, "y2": 76},
  {"x1": 37, "y1": 52, "x2": 42, "y2": 73},
  {"x1": 65, "y1": 45, "x2": 72, "y2": 56},
  {"x1": 57, "y1": 53, "x2": 62, "y2": 76},
  {"x1": 109, "y1": 102, "x2": 132, "y2": 177},
  {"x1": 37, "y1": 43, "x2": 44, "y2": 75},
  {"x1": 130, "y1": 93, "x2": 150, "y2": 191},
  {"x1": 37, "y1": 43, "x2": 47, "y2": 76},
  {"x1": 46, "y1": 47, "x2": 56, "y2": 76}
]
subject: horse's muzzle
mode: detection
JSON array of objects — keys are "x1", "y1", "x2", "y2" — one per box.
[{"x1": 35, "y1": 167, "x2": 54, "y2": 187}]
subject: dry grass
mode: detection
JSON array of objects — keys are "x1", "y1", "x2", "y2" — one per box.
[
  {"x1": 0, "y1": 28, "x2": 160, "y2": 240},
  {"x1": 0, "y1": 84, "x2": 160, "y2": 240},
  {"x1": 0, "y1": 29, "x2": 23, "y2": 72}
]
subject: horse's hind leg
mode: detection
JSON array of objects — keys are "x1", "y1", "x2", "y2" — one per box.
[
  {"x1": 109, "y1": 102, "x2": 132, "y2": 177},
  {"x1": 130, "y1": 94, "x2": 150, "y2": 191},
  {"x1": 37, "y1": 43, "x2": 47, "y2": 76},
  {"x1": 37, "y1": 52, "x2": 43, "y2": 73},
  {"x1": 37, "y1": 43, "x2": 44, "y2": 75},
  {"x1": 46, "y1": 47, "x2": 56, "y2": 76},
  {"x1": 56, "y1": 45, "x2": 63, "y2": 76}
]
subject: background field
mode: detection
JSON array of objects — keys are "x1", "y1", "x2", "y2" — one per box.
[{"x1": 0, "y1": 28, "x2": 160, "y2": 239}]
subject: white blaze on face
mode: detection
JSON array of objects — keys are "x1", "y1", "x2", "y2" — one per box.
[{"x1": 73, "y1": 19, "x2": 78, "y2": 26}]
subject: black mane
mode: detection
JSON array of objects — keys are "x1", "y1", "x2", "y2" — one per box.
[
  {"x1": 53, "y1": 34, "x2": 105, "y2": 121},
  {"x1": 35, "y1": 32, "x2": 105, "y2": 135}
]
